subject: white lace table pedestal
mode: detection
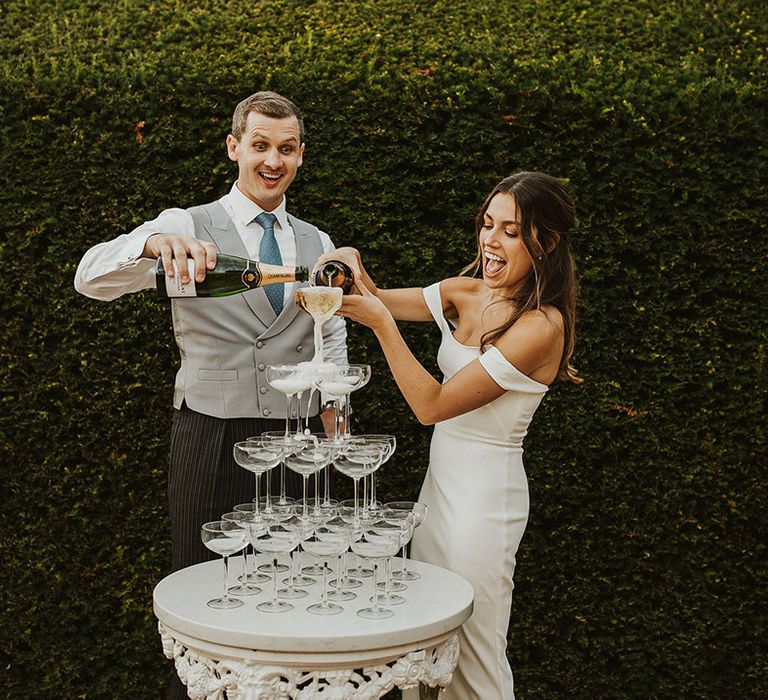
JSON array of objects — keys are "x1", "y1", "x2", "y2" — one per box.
[
  {"x1": 160, "y1": 621, "x2": 460, "y2": 699},
  {"x1": 154, "y1": 558, "x2": 473, "y2": 700}
]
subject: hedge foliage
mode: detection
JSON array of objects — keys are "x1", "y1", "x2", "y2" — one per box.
[{"x1": 1, "y1": 0, "x2": 766, "y2": 697}]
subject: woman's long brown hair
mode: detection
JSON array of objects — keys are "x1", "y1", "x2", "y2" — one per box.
[{"x1": 461, "y1": 171, "x2": 581, "y2": 383}]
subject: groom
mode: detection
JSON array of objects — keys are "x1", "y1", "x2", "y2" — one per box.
[{"x1": 75, "y1": 91, "x2": 347, "y2": 573}]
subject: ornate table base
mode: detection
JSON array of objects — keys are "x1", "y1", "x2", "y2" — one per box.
[{"x1": 159, "y1": 622, "x2": 460, "y2": 700}]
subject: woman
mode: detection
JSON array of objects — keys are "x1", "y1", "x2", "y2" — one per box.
[{"x1": 319, "y1": 171, "x2": 579, "y2": 699}]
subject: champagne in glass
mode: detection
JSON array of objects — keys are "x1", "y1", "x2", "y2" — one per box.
[{"x1": 295, "y1": 286, "x2": 343, "y2": 365}]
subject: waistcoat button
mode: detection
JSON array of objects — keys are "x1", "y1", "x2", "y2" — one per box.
[
  {"x1": 258, "y1": 363, "x2": 266, "y2": 371},
  {"x1": 296, "y1": 345, "x2": 303, "y2": 352},
  {"x1": 262, "y1": 408, "x2": 270, "y2": 416},
  {"x1": 260, "y1": 387, "x2": 267, "y2": 394},
  {"x1": 256, "y1": 341, "x2": 263, "y2": 349}
]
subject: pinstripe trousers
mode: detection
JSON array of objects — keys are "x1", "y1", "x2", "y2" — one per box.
[
  {"x1": 167, "y1": 404, "x2": 326, "y2": 699},
  {"x1": 168, "y1": 403, "x2": 324, "y2": 572}
]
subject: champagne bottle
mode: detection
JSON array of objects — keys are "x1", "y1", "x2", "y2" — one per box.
[
  {"x1": 313, "y1": 260, "x2": 355, "y2": 294},
  {"x1": 156, "y1": 254, "x2": 309, "y2": 298}
]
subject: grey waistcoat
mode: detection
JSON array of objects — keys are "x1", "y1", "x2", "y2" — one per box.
[{"x1": 170, "y1": 201, "x2": 324, "y2": 419}]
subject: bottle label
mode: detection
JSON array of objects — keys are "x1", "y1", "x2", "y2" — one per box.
[
  {"x1": 164, "y1": 259, "x2": 197, "y2": 297},
  {"x1": 241, "y1": 265, "x2": 262, "y2": 289}
]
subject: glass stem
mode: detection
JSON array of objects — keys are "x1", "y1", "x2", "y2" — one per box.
[
  {"x1": 295, "y1": 391, "x2": 303, "y2": 435},
  {"x1": 272, "y1": 557, "x2": 279, "y2": 603},
  {"x1": 223, "y1": 555, "x2": 230, "y2": 600},
  {"x1": 402, "y1": 541, "x2": 409, "y2": 575},
  {"x1": 353, "y1": 478, "x2": 359, "y2": 523},
  {"x1": 302, "y1": 475, "x2": 309, "y2": 520},
  {"x1": 343, "y1": 395, "x2": 351, "y2": 438},
  {"x1": 321, "y1": 559, "x2": 329, "y2": 606},
  {"x1": 371, "y1": 560, "x2": 381, "y2": 612},
  {"x1": 285, "y1": 396, "x2": 292, "y2": 438},
  {"x1": 370, "y1": 473, "x2": 377, "y2": 509},
  {"x1": 265, "y1": 470, "x2": 272, "y2": 512}
]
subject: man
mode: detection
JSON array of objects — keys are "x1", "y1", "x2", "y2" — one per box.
[{"x1": 75, "y1": 91, "x2": 346, "y2": 573}]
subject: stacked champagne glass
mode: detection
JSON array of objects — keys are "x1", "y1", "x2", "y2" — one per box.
[{"x1": 199, "y1": 284, "x2": 428, "y2": 618}]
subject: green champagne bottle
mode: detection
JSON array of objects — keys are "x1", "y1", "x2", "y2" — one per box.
[
  {"x1": 156, "y1": 254, "x2": 309, "y2": 298},
  {"x1": 313, "y1": 260, "x2": 355, "y2": 294}
]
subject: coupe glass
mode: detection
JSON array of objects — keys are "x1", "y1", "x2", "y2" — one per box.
[
  {"x1": 200, "y1": 520, "x2": 249, "y2": 609},
  {"x1": 375, "y1": 508, "x2": 413, "y2": 593},
  {"x1": 302, "y1": 526, "x2": 351, "y2": 615},
  {"x1": 232, "y1": 503, "x2": 270, "y2": 584},
  {"x1": 371, "y1": 516, "x2": 412, "y2": 603},
  {"x1": 387, "y1": 501, "x2": 428, "y2": 581},
  {"x1": 343, "y1": 364, "x2": 371, "y2": 438},
  {"x1": 313, "y1": 364, "x2": 367, "y2": 444},
  {"x1": 253, "y1": 501, "x2": 294, "y2": 574},
  {"x1": 221, "y1": 511, "x2": 265, "y2": 595},
  {"x1": 266, "y1": 364, "x2": 315, "y2": 502},
  {"x1": 338, "y1": 502, "x2": 373, "y2": 579},
  {"x1": 347, "y1": 434, "x2": 395, "y2": 514},
  {"x1": 350, "y1": 525, "x2": 401, "y2": 619},
  {"x1": 326, "y1": 518, "x2": 362, "y2": 599},
  {"x1": 361, "y1": 434, "x2": 396, "y2": 511},
  {"x1": 285, "y1": 438, "x2": 337, "y2": 522},
  {"x1": 295, "y1": 286, "x2": 343, "y2": 365},
  {"x1": 333, "y1": 440, "x2": 385, "y2": 526},
  {"x1": 277, "y1": 514, "x2": 314, "y2": 599},
  {"x1": 233, "y1": 439, "x2": 282, "y2": 515},
  {"x1": 251, "y1": 523, "x2": 301, "y2": 613}
]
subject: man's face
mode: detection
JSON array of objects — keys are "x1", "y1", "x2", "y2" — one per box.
[{"x1": 226, "y1": 111, "x2": 304, "y2": 211}]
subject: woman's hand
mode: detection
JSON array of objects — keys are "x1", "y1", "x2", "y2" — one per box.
[
  {"x1": 314, "y1": 247, "x2": 377, "y2": 295},
  {"x1": 336, "y1": 279, "x2": 393, "y2": 332},
  {"x1": 314, "y1": 247, "x2": 362, "y2": 278}
]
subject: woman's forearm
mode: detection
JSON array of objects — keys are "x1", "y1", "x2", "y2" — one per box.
[{"x1": 372, "y1": 319, "x2": 444, "y2": 425}]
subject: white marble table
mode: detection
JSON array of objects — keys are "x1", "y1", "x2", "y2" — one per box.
[{"x1": 154, "y1": 557, "x2": 474, "y2": 699}]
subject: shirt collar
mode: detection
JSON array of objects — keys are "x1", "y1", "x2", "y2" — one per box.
[{"x1": 227, "y1": 181, "x2": 290, "y2": 231}]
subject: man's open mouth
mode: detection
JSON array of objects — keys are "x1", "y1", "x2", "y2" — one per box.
[{"x1": 259, "y1": 171, "x2": 282, "y2": 184}]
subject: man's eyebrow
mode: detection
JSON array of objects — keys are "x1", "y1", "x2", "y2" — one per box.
[{"x1": 248, "y1": 130, "x2": 300, "y2": 143}]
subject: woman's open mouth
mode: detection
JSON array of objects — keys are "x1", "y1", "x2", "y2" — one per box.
[{"x1": 483, "y1": 251, "x2": 507, "y2": 277}]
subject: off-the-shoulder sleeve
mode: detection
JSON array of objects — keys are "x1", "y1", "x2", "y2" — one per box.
[
  {"x1": 479, "y1": 346, "x2": 549, "y2": 393},
  {"x1": 422, "y1": 282, "x2": 451, "y2": 333}
]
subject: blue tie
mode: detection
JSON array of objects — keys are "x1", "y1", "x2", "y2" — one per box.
[{"x1": 255, "y1": 212, "x2": 283, "y2": 315}]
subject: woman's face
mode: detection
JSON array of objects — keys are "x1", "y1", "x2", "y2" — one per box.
[{"x1": 479, "y1": 193, "x2": 534, "y2": 293}]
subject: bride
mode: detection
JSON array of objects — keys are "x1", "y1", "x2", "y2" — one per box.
[{"x1": 318, "y1": 171, "x2": 579, "y2": 699}]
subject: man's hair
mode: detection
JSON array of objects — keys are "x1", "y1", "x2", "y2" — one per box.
[{"x1": 231, "y1": 91, "x2": 304, "y2": 142}]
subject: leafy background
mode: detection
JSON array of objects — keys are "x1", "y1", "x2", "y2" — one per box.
[{"x1": 1, "y1": 0, "x2": 766, "y2": 697}]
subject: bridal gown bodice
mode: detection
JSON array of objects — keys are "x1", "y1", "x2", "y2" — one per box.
[{"x1": 410, "y1": 282, "x2": 547, "y2": 700}]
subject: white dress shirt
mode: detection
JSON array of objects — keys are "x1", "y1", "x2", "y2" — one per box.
[{"x1": 75, "y1": 183, "x2": 348, "y2": 369}]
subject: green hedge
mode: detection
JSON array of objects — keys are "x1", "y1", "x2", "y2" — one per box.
[{"x1": 1, "y1": 0, "x2": 766, "y2": 697}]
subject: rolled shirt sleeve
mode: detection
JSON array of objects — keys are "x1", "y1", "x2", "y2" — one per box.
[{"x1": 74, "y1": 208, "x2": 195, "y2": 301}]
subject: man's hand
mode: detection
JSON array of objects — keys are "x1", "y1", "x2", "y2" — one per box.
[
  {"x1": 143, "y1": 233, "x2": 218, "y2": 285},
  {"x1": 320, "y1": 406, "x2": 344, "y2": 437}
]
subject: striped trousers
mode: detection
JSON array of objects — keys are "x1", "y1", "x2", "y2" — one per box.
[{"x1": 168, "y1": 403, "x2": 325, "y2": 572}]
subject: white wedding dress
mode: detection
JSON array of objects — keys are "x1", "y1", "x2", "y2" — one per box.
[{"x1": 410, "y1": 282, "x2": 548, "y2": 700}]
